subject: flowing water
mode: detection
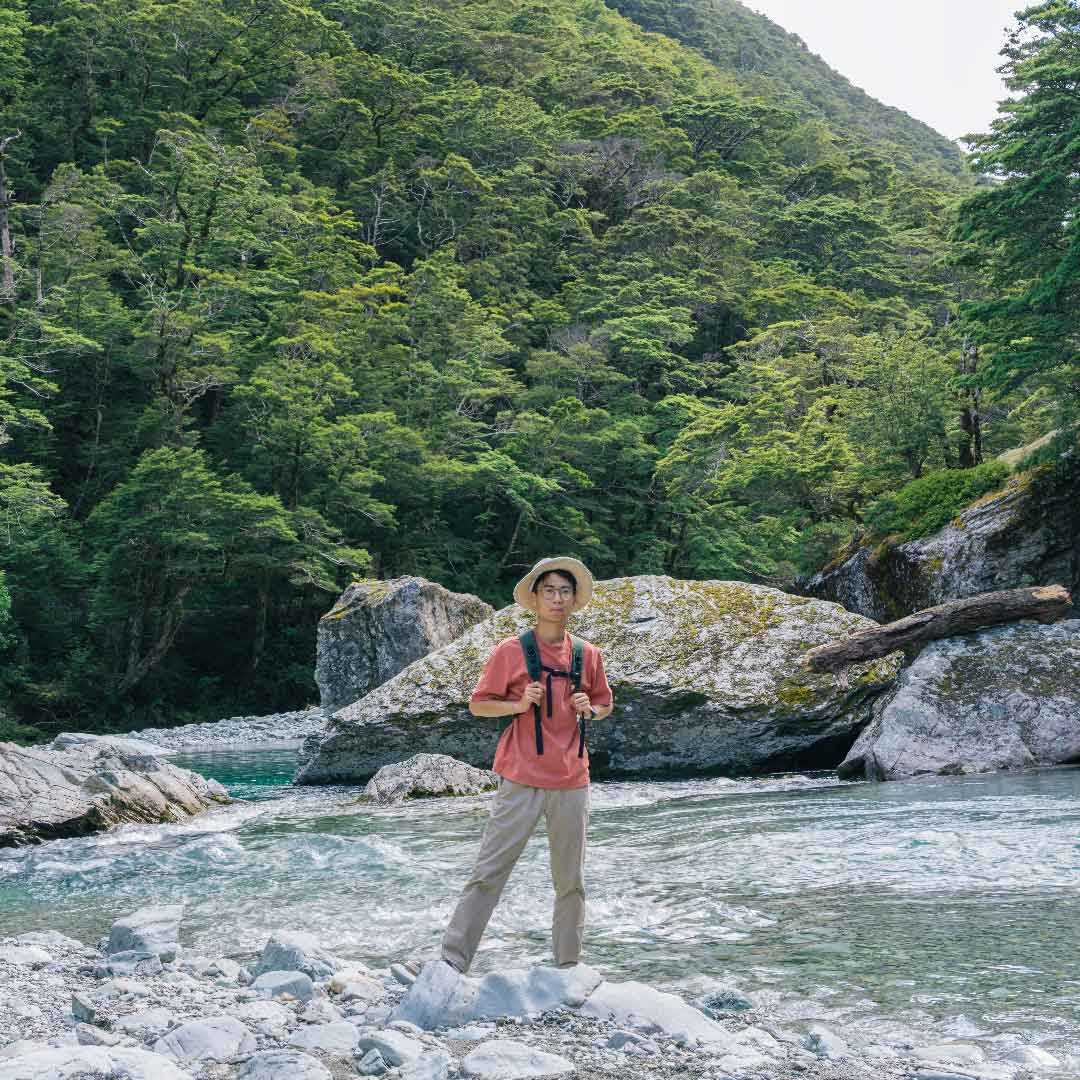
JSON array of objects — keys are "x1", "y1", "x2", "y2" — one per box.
[{"x1": 2, "y1": 748, "x2": 1078, "y2": 1059}]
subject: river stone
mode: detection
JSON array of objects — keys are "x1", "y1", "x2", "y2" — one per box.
[
  {"x1": 390, "y1": 961, "x2": 602, "y2": 1030},
  {"x1": 252, "y1": 930, "x2": 340, "y2": 979},
  {"x1": 402, "y1": 1049, "x2": 452, "y2": 1080},
  {"x1": 152, "y1": 1015, "x2": 257, "y2": 1063},
  {"x1": 838, "y1": 620, "x2": 1080, "y2": 781},
  {"x1": 297, "y1": 576, "x2": 900, "y2": 784},
  {"x1": 361, "y1": 754, "x2": 499, "y2": 805},
  {"x1": 355, "y1": 1030, "x2": 425, "y2": 1066},
  {"x1": 0, "y1": 945, "x2": 50, "y2": 967},
  {"x1": 0, "y1": 1046, "x2": 193, "y2": 1079},
  {"x1": 229, "y1": 999, "x2": 295, "y2": 1036},
  {"x1": 0, "y1": 742, "x2": 231, "y2": 847},
  {"x1": 287, "y1": 1021, "x2": 360, "y2": 1054},
  {"x1": 48, "y1": 732, "x2": 171, "y2": 757},
  {"x1": 460, "y1": 1040, "x2": 574, "y2": 1078},
  {"x1": 317, "y1": 576, "x2": 494, "y2": 713},
  {"x1": 252, "y1": 970, "x2": 315, "y2": 1002},
  {"x1": 236, "y1": 1049, "x2": 333, "y2": 1080},
  {"x1": 108, "y1": 904, "x2": 184, "y2": 962},
  {"x1": 115, "y1": 1007, "x2": 177, "y2": 1040},
  {"x1": 804, "y1": 461, "x2": 1080, "y2": 621}
]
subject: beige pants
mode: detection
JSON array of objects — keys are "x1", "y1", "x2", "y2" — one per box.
[{"x1": 441, "y1": 777, "x2": 590, "y2": 973}]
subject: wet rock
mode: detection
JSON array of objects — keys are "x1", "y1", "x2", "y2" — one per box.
[
  {"x1": 0, "y1": 742, "x2": 230, "y2": 847},
  {"x1": 252, "y1": 931, "x2": 340, "y2": 980},
  {"x1": 108, "y1": 904, "x2": 184, "y2": 963},
  {"x1": 803, "y1": 1023, "x2": 851, "y2": 1058},
  {"x1": 298, "y1": 576, "x2": 900, "y2": 784},
  {"x1": 360, "y1": 753, "x2": 499, "y2": 805},
  {"x1": 355, "y1": 1029, "x2": 426, "y2": 1066},
  {"x1": 0, "y1": 1045, "x2": 193, "y2": 1079},
  {"x1": 251, "y1": 970, "x2": 315, "y2": 1003},
  {"x1": 839, "y1": 620, "x2": 1080, "y2": 780},
  {"x1": 317, "y1": 576, "x2": 493, "y2": 713},
  {"x1": 287, "y1": 1020, "x2": 359, "y2": 1054},
  {"x1": 114, "y1": 1006, "x2": 177, "y2": 1040}
]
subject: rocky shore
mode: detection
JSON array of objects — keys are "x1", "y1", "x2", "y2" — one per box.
[
  {"x1": 120, "y1": 707, "x2": 331, "y2": 755},
  {"x1": 0, "y1": 905, "x2": 1065, "y2": 1080}
]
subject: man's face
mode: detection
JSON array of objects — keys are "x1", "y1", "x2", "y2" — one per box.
[{"x1": 535, "y1": 572, "x2": 575, "y2": 618}]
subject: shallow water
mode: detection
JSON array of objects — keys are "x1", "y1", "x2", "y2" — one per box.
[{"x1": 2, "y1": 749, "x2": 1078, "y2": 1059}]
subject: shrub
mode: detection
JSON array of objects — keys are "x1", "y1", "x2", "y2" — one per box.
[{"x1": 863, "y1": 460, "x2": 1012, "y2": 542}]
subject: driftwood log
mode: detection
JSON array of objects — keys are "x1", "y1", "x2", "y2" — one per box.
[{"x1": 803, "y1": 584, "x2": 1073, "y2": 673}]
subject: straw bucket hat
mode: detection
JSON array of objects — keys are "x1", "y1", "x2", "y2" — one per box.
[{"x1": 513, "y1": 556, "x2": 595, "y2": 613}]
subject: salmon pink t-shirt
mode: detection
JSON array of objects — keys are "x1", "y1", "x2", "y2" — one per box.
[{"x1": 469, "y1": 631, "x2": 613, "y2": 789}]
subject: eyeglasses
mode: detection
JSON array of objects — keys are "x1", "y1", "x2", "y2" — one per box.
[{"x1": 540, "y1": 586, "x2": 574, "y2": 599}]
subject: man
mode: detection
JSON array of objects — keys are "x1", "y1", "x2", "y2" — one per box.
[{"x1": 439, "y1": 555, "x2": 614, "y2": 975}]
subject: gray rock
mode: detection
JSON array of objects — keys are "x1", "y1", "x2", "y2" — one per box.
[
  {"x1": 126, "y1": 707, "x2": 329, "y2": 754},
  {"x1": 0, "y1": 946, "x2": 50, "y2": 967},
  {"x1": 460, "y1": 1039, "x2": 575, "y2": 1078},
  {"x1": 839, "y1": 620, "x2": 1080, "y2": 780},
  {"x1": 108, "y1": 904, "x2": 184, "y2": 962},
  {"x1": 0, "y1": 742, "x2": 231, "y2": 847},
  {"x1": 696, "y1": 986, "x2": 752, "y2": 1014},
  {"x1": 287, "y1": 1021, "x2": 359, "y2": 1054},
  {"x1": 236, "y1": 1049, "x2": 333, "y2": 1080},
  {"x1": 355, "y1": 1029, "x2": 425, "y2": 1066},
  {"x1": 251, "y1": 970, "x2": 315, "y2": 1002},
  {"x1": 114, "y1": 1007, "x2": 177, "y2": 1040},
  {"x1": 317, "y1": 576, "x2": 493, "y2": 713},
  {"x1": 357, "y1": 1048, "x2": 389, "y2": 1076},
  {"x1": 228, "y1": 1000, "x2": 295, "y2": 1037},
  {"x1": 0, "y1": 1046, "x2": 193, "y2": 1078},
  {"x1": 297, "y1": 576, "x2": 900, "y2": 784},
  {"x1": 95, "y1": 950, "x2": 164, "y2": 978},
  {"x1": 70, "y1": 993, "x2": 96, "y2": 1024},
  {"x1": 361, "y1": 754, "x2": 499, "y2": 805},
  {"x1": 252, "y1": 931, "x2": 340, "y2": 979},
  {"x1": 48, "y1": 732, "x2": 172, "y2": 757},
  {"x1": 803, "y1": 1023, "x2": 851, "y2": 1059},
  {"x1": 804, "y1": 462, "x2": 1080, "y2": 621},
  {"x1": 152, "y1": 1015, "x2": 257, "y2": 1064},
  {"x1": 402, "y1": 1049, "x2": 452, "y2": 1080}
]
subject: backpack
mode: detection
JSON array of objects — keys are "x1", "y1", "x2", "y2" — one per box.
[{"x1": 517, "y1": 629, "x2": 587, "y2": 758}]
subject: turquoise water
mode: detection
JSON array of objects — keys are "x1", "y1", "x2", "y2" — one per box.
[{"x1": 2, "y1": 749, "x2": 1078, "y2": 1060}]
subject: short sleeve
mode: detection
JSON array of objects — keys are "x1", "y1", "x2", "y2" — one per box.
[
  {"x1": 469, "y1": 642, "x2": 511, "y2": 704},
  {"x1": 587, "y1": 647, "x2": 613, "y2": 707}
]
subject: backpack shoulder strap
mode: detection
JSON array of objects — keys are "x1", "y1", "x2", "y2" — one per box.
[
  {"x1": 569, "y1": 634, "x2": 585, "y2": 690},
  {"x1": 518, "y1": 629, "x2": 542, "y2": 681}
]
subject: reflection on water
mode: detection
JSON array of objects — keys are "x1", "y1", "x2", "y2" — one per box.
[{"x1": 2, "y1": 747, "x2": 1078, "y2": 1059}]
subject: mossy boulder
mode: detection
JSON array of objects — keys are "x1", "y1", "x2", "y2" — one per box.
[
  {"x1": 295, "y1": 575, "x2": 901, "y2": 785},
  {"x1": 839, "y1": 619, "x2": 1080, "y2": 781},
  {"x1": 804, "y1": 461, "x2": 1080, "y2": 621},
  {"x1": 316, "y1": 576, "x2": 494, "y2": 713}
]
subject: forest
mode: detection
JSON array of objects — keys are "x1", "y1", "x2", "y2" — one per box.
[{"x1": 0, "y1": 0, "x2": 1076, "y2": 737}]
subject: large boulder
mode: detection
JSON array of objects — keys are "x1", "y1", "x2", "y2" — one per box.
[
  {"x1": 296, "y1": 576, "x2": 901, "y2": 785},
  {"x1": 317, "y1": 576, "x2": 494, "y2": 713},
  {"x1": 838, "y1": 619, "x2": 1080, "y2": 781},
  {"x1": 0, "y1": 742, "x2": 231, "y2": 847},
  {"x1": 804, "y1": 461, "x2": 1080, "y2": 621}
]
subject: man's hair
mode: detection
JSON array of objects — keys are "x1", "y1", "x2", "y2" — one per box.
[{"x1": 532, "y1": 568, "x2": 577, "y2": 594}]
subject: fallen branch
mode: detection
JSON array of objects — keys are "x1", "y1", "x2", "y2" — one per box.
[{"x1": 803, "y1": 584, "x2": 1073, "y2": 673}]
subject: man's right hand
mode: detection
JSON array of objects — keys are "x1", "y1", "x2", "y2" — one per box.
[{"x1": 515, "y1": 681, "x2": 543, "y2": 713}]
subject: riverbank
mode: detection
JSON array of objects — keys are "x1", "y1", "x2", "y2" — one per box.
[
  {"x1": 0, "y1": 911, "x2": 1055, "y2": 1080},
  {"x1": 118, "y1": 706, "x2": 330, "y2": 754}
]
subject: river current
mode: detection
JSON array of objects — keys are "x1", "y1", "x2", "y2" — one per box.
[{"x1": 2, "y1": 749, "x2": 1078, "y2": 1059}]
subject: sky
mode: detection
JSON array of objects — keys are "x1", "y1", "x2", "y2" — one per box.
[{"x1": 745, "y1": 0, "x2": 1024, "y2": 144}]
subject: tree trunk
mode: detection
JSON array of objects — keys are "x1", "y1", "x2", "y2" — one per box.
[
  {"x1": 118, "y1": 583, "x2": 193, "y2": 695},
  {"x1": 802, "y1": 584, "x2": 1073, "y2": 673},
  {"x1": 252, "y1": 581, "x2": 269, "y2": 672},
  {"x1": 0, "y1": 132, "x2": 20, "y2": 304}
]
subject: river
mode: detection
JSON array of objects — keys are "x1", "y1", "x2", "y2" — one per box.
[{"x1": 2, "y1": 749, "x2": 1077, "y2": 1059}]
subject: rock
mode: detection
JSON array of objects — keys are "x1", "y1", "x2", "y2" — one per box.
[
  {"x1": 839, "y1": 620, "x2": 1080, "y2": 780},
  {"x1": 337, "y1": 975, "x2": 385, "y2": 1003},
  {"x1": 252, "y1": 930, "x2": 340, "y2": 980},
  {"x1": 357, "y1": 1048, "x2": 389, "y2": 1076},
  {"x1": 697, "y1": 986, "x2": 753, "y2": 1014},
  {"x1": 15, "y1": 931, "x2": 87, "y2": 951},
  {"x1": 0, "y1": 946, "x2": 50, "y2": 967},
  {"x1": 355, "y1": 1030, "x2": 425, "y2": 1066},
  {"x1": 0, "y1": 742, "x2": 231, "y2": 847},
  {"x1": 911, "y1": 1044, "x2": 985, "y2": 1065},
  {"x1": 0, "y1": 1043, "x2": 51, "y2": 1062},
  {"x1": 460, "y1": 1039, "x2": 575, "y2": 1078},
  {"x1": 207, "y1": 956, "x2": 242, "y2": 981},
  {"x1": 0, "y1": 1046, "x2": 193, "y2": 1079},
  {"x1": 391, "y1": 963, "x2": 417, "y2": 987},
  {"x1": 96, "y1": 950, "x2": 164, "y2": 978},
  {"x1": 70, "y1": 993, "x2": 96, "y2": 1024},
  {"x1": 361, "y1": 753, "x2": 499, "y2": 805},
  {"x1": 47, "y1": 732, "x2": 172, "y2": 757},
  {"x1": 228, "y1": 1000, "x2": 295, "y2": 1036},
  {"x1": 402, "y1": 1049, "x2": 452, "y2": 1080},
  {"x1": 236, "y1": 1049, "x2": 333, "y2": 1080},
  {"x1": 114, "y1": 1007, "x2": 177, "y2": 1040},
  {"x1": 391, "y1": 961, "x2": 602, "y2": 1030},
  {"x1": 297, "y1": 576, "x2": 900, "y2": 784},
  {"x1": 803, "y1": 1024, "x2": 851, "y2": 1059},
  {"x1": 126, "y1": 706, "x2": 329, "y2": 754},
  {"x1": 317, "y1": 576, "x2": 494, "y2": 713},
  {"x1": 108, "y1": 904, "x2": 184, "y2": 962},
  {"x1": 298, "y1": 997, "x2": 343, "y2": 1024},
  {"x1": 580, "y1": 979, "x2": 736, "y2": 1046},
  {"x1": 251, "y1": 970, "x2": 315, "y2": 1002},
  {"x1": 1003, "y1": 1045, "x2": 1060, "y2": 1068},
  {"x1": 152, "y1": 1015, "x2": 257, "y2": 1064},
  {"x1": 287, "y1": 1021, "x2": 360, "y2": 1054},
  {"x1": 804, "y1": 461, "x2": 1080, "y2": 621},
  {"x1": 74, "y1": 1023, "x2": 130, "y2": 1047}
]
